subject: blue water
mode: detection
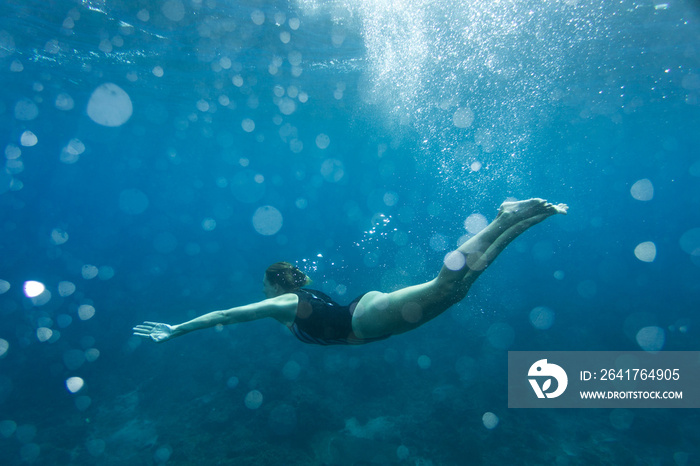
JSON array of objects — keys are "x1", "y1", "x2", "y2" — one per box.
[{"x1": 1, "y1": 0, "x2": 700, "y2": 464}]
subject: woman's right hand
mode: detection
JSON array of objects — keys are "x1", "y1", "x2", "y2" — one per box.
[{"x1": 132, "y1": 322, "x2": 175, "y2": 343}]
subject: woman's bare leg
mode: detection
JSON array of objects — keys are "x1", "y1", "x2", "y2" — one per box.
[{"x1": 352, "y1": 199, "x2": 567, "y2": 339}]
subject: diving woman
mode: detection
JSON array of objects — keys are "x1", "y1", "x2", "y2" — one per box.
[{"x1": 133, "y1": 198, "x2": 567, "y2": 346}]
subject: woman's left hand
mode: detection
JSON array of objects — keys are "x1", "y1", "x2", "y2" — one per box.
[{"x1": 132, "y1": 321, "x2": 175, "y2": 343}]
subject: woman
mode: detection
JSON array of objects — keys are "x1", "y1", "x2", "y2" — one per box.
[{"x1": 133, "y1": 198, "x2": 567, "y2": 345}]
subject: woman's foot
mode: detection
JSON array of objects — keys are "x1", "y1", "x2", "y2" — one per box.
[{"x1": 496, "y1": 198, "x2": 567, "y2": 228}]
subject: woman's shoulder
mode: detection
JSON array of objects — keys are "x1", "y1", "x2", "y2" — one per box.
[{"x1": 296, "y1": 288, "x2": 339, "y2": 304}]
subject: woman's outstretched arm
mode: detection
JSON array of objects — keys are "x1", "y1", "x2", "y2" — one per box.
[{"x1": 132, "y1": 293, "x2": 298, "y2": 343}]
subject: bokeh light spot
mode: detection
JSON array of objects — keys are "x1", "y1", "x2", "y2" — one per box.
[
  {"x1": 636, "y1": 326, "x2": 665, "y2": 352},
  {"x1": 482, "y1": 412, "x2": 499, "y2": 429},
  {"x1": 634, "y1": 241, "x2": 656, "y2": 262},
  {"x1": 241, "y1": 118, "x2": 255, "y2": 132},
  {"x1": 36, "y1": 327, "x2": 53, "y2": 342},
  {"x1": 20, "y1": 131, "x2": 38, "y2": 147},
  {"x1": 679, "y1": 228, "x2": 700, "y2": 256},
  {"x1": 630, "y1": 179, "x2": 654, "y2": 201},
  {"x1": 58, "y1": 281, "x2": 76, "y2": 297},
  {"x1": 252, "y1": 206, "x2": 283, "y2": 236},
  {"x1": 315, "y1": 133, "x2": 330, "y2": 149},
  {"x1": 78, "y1": 304, "x2": 96, "y2": 321},
  {"x1": 486, "y1": 323, "x2": 514, "y2": 350},
  {"x1": 55, "y1": 93, "x2": 74, "y2": 111},
  {"x1": 282, "y1": 360, "x2": 301, "y2": 380},
  {"x1": 66, "y1": 376, "x2": 84, "y2": 393},
  {"x1": 417, "y1": 355, "x2": 431, "y2": 369},
  {"x1": 244, "y1": 390, "x2": 263, "y2": 409},
  {"x1": 464, "y1": 213, "x2": 487, "y2": 234},
  {"x1": 161, "y1": 0, "x2": 185, "y2": 22},
  {"x1": 453, "y1": 107, "x2": 475, "y2": 128},
  {"x1": 87, "y1": 83, "x2": 133, "y2": 127},
  {"x1": 251, "y1": 9, "x2": 265, "y2": 25},
  {"x1": 119, "y1": 188, "x2": 149, "y2": 215},
  {"x1": 14, "y1": 98, "x2": 39, "y2": 121},
  {"x1": 443, "y1": 250, "x2": 466, "y2": 271},
  {"x1": 82, "y1": 265, "x2": 99, "y2": 280},
  {"x1": 23, "y1": 280, "x2": 45, "y2": 298},
  {"x1": 529, "y1": 306, "x2": 555, "y2": 330}
]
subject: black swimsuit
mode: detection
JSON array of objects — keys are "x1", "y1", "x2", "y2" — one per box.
[{"x1": 289, "y1": 289, "x2": 389, "y2": 346}]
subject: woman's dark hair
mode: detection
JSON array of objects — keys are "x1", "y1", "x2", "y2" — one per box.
[{"x1": 265, "y1": 262, "x2": 312, "y2": 292}]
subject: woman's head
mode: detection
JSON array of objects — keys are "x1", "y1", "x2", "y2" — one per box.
[{"x1": 264, "y1": 262, "x2": 311, "y2": 296}]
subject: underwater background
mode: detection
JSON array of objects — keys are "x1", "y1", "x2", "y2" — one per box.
[{"x1": 1, "y1": 0, "x2": 700, "y2": 464}]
